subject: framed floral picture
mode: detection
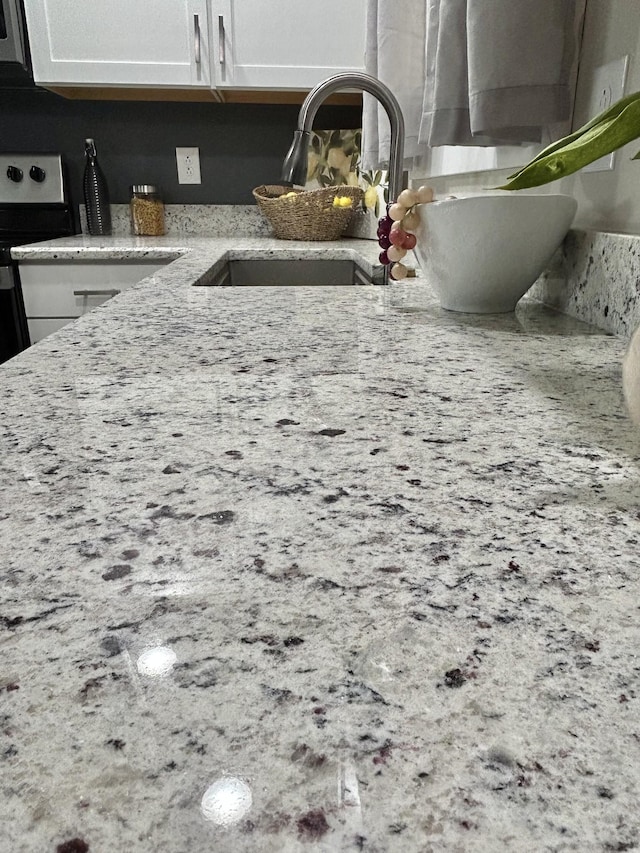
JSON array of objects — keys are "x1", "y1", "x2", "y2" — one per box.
[{"x1": 304, "y1": 129, "x2": 388, "y2": 235}]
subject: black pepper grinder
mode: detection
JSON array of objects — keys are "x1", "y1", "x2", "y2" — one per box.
[{"x1": 83, "y1": 138, "x2": 111, "y2": 236}]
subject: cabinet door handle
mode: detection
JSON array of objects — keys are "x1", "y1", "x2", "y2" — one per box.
[
  {"x1": 218, "y1": 15, "x2": 225, "y2": 67},
  {"x1": 73, "y1": 289, "x2": 121, "y2": 298},
  {"x1": 194, "y1": 13, "x2": 201, "y2": 65}
]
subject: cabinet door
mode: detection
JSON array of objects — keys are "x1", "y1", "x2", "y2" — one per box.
[
  {"x1": 211, "y1": 0, "x2": 365, "y2": 90},
  {"x1": 23, "y1": 0, "x2": 210, "y2": 87}
]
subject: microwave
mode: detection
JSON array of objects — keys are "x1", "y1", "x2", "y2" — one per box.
[{"x1": 0, "y1": 0, "x2": 32, "y2": 84}]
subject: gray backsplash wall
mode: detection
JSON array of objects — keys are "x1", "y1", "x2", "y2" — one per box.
[{"x1": 0, "y1": 87, "x2": 361, "y2": 210}]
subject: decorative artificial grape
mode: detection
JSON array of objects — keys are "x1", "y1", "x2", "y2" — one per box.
[
  {"x1": 377, "y1": 216, "x2": 392, "y2": 235},
  {"x1": 379, "y1": 249, "x2": 390, "y2": 265},
  {"x1": 402, "y1": 211, "x2": 420, "y2": 231},
  {"x1": 398, "y1": 188, "x2": 419, "y2": 207},
  {"x1": 389, "y1": 203, "x2": 407, "y2": 222},
  {"x1": 389, "y1": 228, "x2": 408, "y2": 247},
  {"x1": 387, "y1": 245, "x2": 406, "y2": 262},
  {"x1": 417, "y1": 185, "x2": 434, "y2": 203},
  {"x1": 391, "y1": 262, "x2": 408, "y2": 280},
  {"x1": 402, "y1": 232, "x2": 417, "y2": 250},
  {"x1": 378, "y1": 234, "x2": 391, "y2": 250}
]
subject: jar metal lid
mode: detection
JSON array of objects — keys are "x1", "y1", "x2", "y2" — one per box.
[{"x1": 130, "y1": 184, "x2": 160, "y2": 194}]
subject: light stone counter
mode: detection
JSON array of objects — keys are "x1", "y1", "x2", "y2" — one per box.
[{"x1": 3, "y1": 233, "x2": 640, "y2": 852}]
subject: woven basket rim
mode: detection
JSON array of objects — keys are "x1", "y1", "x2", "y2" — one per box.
[{"x1": 253, "y1": 184, "x2": 363, "y2": 199}]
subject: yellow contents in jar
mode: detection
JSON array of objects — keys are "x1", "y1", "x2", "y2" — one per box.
[{"x1": 130, "y1": 196, "x2": 165, "y2": 236}]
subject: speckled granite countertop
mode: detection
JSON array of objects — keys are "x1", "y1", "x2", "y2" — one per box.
[{"x1": 4, "y1": 234, "x2": 640, "y2": 852}]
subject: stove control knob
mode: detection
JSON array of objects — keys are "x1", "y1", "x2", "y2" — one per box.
[
  {"x1": 6, "y1": 166, "x2": 23, "y2": 183},
  {"x1": 29, "y1": 166, "x2": 46, "y2": 183}
]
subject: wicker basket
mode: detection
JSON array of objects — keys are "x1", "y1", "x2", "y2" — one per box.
[{"x1": 252, "y1": 184, "x2": 364, "y2": 241}]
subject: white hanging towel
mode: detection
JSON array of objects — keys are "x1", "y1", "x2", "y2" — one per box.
[
  {"x1": 421, "y1": 0, "x2": 585, "y2": 146},
  {"x1": 361, "y1": 0, "x2": 428, "y2": 171},
  {"x1": 362, "y1": 0, "x2": 585, "y2": 168}
]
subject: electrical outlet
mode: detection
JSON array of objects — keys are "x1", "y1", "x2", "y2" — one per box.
[
  {"x1": 579, "y1": 56, "x2": 629, "y2": 173},
  {"x1": 176, "y1": 147, "x2": 201, "y2": 184}
]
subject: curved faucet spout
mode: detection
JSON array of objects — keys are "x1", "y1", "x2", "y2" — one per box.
[{"x1": 282, "y1": 72, "x2": 406, "y2": 208}]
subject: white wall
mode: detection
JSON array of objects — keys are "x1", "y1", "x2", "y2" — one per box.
[{"x1": 411, "y1": 0, "x2": 640, "y2": 235}]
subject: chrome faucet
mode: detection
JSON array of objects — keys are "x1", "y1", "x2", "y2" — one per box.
[{"x1": 282, "y1": 74, "x2": 406, "y2": 273}]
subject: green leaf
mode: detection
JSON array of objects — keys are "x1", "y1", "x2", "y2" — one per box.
[
  {"x1": 505, "y1": 89, "x2": 640, "y2": 183},
  {"x1": 498, "y1": 96, "x2": 640, "y2": 190}
]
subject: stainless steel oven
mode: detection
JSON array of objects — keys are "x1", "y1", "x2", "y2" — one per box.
[
  {"x1": 0, "y1": 0, "x2": 31, "y2": 83},
  {"x1": 0, "y1": 154, "x2": 76, "y2": 364}
]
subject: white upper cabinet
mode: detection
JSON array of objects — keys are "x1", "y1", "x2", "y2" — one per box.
[
  {"x1": 210, "y1": 0, "x2": 366, "y2": 90},
  {"x1": 23, "y1": 0, "x2": 210, "y2": 88}
]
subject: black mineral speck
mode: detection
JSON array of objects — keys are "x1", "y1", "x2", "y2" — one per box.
[
  {"x1": 444, "y1": 668, "x2": 466, "y2": 688},
  {"x1": 598, "y1": 786, "x2": 615, "y2": 799},
  {"x1": 121, "y1": 549, "x2": 139, "y2": 560},
  {"x1": 101, "y1": 564, "x2": 132, "y2": 581},
  {"x1": 56, "y1": 840, "x2": 89, "y2": 853},
  {"x1": 297, "y1": 808, "x2": 329, "y2": 840},
  {"x1": 106, "y1": 739, "x2": 125, "y2": 750},
  {"x1": 198, "y1": 510, "x2": 235, "y2": 524},
  {"x1": 100, "y1": 636, "x2": 121, "y2": 657},
  {"x1": 276, "y1": 418, "x2": 300, "y2": 426},
  {"x1": 162, "y1": 464, "x2": 181, "y2": 474},
  {"x1": 284, "y1": 636, "x2": 304, "y2": 647},
  {"x1": 318, "y1": 428, "x2": 346, "y2": 437}
]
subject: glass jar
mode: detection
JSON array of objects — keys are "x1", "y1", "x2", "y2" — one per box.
[{"x1": 129, "y1": 185, "x2": 165, "y2": 236}]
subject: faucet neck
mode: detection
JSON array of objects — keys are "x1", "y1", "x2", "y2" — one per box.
[{"x1": 297, "y1": 72, "x2": 406, "y2": 204}]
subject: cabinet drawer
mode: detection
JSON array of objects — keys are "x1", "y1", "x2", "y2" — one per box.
[
  {"x1": 20, "y1": 261, "x2": 167, "y2": 318},
  {"x1": 27, "y1": 317, "x2": 75, "y2": 344}
]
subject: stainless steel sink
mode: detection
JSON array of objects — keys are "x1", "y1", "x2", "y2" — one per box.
[{"x1": 200, "y1": 258, "x2": 379, "y2": 287}]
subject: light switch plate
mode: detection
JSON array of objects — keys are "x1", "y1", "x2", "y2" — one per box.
[
  {"x1": 176, "y1": 147, "x2": 201, "y2": 184},
  {"x1": 579, "y1": 56, "x2": 629, "y2": 173}
]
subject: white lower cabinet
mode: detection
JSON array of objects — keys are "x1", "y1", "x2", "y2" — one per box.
[{"x1": 19, "y1": 261, "x2": 168, "y2": 344}]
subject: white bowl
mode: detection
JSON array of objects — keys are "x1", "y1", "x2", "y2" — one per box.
[{"x1": 413, "y1": 194, "x2": 577, "y2": 313}]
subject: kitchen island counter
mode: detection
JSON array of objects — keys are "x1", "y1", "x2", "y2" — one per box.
[{"x1": 2, "y1": 234, "x2": 640, "y2": 852}]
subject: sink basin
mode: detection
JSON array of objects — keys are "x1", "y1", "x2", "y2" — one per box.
[
  {"x1": 413, "y1": 193, "x2": 577, "y2": 313},
  {"x1": 201, "y1": 258, "x2": 377, "y2": 287}
]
